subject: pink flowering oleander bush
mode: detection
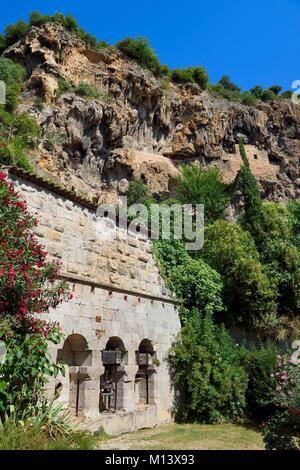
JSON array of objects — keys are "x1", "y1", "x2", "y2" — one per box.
[
  {"x1": 262, "y1": 353, "x2": 300, "y2": 450},
  {"x1": 0, "y1": 171, "x2": 70, "y2": 418}
]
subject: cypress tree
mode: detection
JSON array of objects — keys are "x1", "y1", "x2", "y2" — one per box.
[{"x1": 238, "y1": 140, "x2": 264, "y2": 243}]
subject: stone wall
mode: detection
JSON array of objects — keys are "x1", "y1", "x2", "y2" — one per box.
[{"x1": 7, "y1": 169, "x2": 181, "y2": 434}]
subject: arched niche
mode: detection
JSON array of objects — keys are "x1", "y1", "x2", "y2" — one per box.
[
  {"x1": 135, "y1": 338, "x2": 156, "y2": 406},
  {"x1": 57, "y1": 334, "x2": 92, "y2": 417},
  {"x1": 99, "y1": 336, "x2": 127, "y2": 413},
  {"x1": 58, "y1": 334, "x2": 92, "y2": 367}
]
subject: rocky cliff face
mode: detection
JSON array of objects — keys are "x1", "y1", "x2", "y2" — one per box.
[{"x1": 3, "y1": 23, "x2": 300, "y2": 205}]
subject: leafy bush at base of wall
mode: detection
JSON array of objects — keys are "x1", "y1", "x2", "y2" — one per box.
[
  {"x1": 242, "y1": 342, "x2": 278, "y2": 420},
  {"x1": 262, "y1": 410, "x2": 300, "y2": 450},
  {"x1": 169, "y1": 313, "x2": 248, "y2": 424}
]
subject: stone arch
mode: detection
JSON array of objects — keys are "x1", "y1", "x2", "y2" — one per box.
[
  {"x1": 135, "y1": 338, "x2": 156, "y2": 406},
  {"x1": 139, "y1": 338, "x2": 154, "y2": 354},
  {"x1": 57, "y1": 334, "x2": 92, "y2": 417},
  {"x1": 105, "y1": 336, "x2": 126, "y2": 352},
  {"x1": 99, "y1": 336, "x2": 127, "y2": 413},
  {"x1": 59, "y1": 334, "x2": 92, "y2": 366}
]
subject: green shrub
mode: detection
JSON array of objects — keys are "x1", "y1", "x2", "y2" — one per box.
[
  {"x1": 171, "y1": 66, "x2": 209, "y2": 89},
  {"x1": 168, "y1": 258, "x2": 224, "y2": 319},
  {"x1": 240, "y1": 91, "x2": 257, "y2": 106},
  {"x1": 97, "y1": 40, "x2": 110, "y2": 49},
  {"x1": 0, "y1": 108, "x2": 41, "y2": 170},
  {"x1": 288, "y1": 200, "x2": 300, "y2": 248},
  {"x1": 0, "y1": 12, "x2": 101, "y2": 52},
  {"x1": 208, "y1": 84, "x2": 257, "y2": 107},
  {"x1": 243, "y1": 342, "x2": 278, "y2": 419},
  {"x1": 0, "y1": 58, "x2": 26, "y2": 112},
  {"x1": 263, "y1": 410, "x2": 300, "y2": 450},
  {"x1": 218, "y1": 75, "x2": 241, "y2": 92},
  {"x1": 56, "y1": 78, "x2": 72, "y2": 96},
  {"x1": 269, "y1": 85, "x2": 282, "y2": 95},
  {"x1": 169, "y1": 313, "x2": 248, "y2": 423},
  {"x1": 0, "y1": 58, "x2": 25, "y2": 86},
  {"x1": 29, "y1": 12, "x2": 98, "y2": 48},
  {"x1": 126, "y1": 179, "x2": 150, "y2": 206},
  {"x1": 116, "y1": 37, "x2": 168, "y2": 77},
  {"x1": 200, "y1": 220, "x2": 278, "y2": 331},
  {"x1": 176, "y1": 163, "x2": 229, "y2": 223},
  {"x1": 281, "y1": 90, "x2": 293, "y2": 99},
  {"x1": 250, "y1": 85, "x2": 277, "y2": 103},
  {"x1": 263, "y1": 353, "x2": 300, "y2": 450},
  {"x1": 74, "y1": 81, "x2": 103, "y2": 99},
  {"x1": 3, "y1": 20, "x2": 29, "y2": 48},
  {"x1": 252, "y1": 202, "x2": 300, "y2": 316},
  {"x1": 154, "y1": 239, "x2": 190, "y2": 279}
]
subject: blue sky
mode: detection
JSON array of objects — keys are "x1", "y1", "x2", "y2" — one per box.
[{"x1": 0, "y1": 0, "x2": 299, "y2": 91}]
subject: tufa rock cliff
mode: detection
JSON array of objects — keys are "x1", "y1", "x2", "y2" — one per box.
[{"x1": 3, "y1": 23, "x2": 300, "y2": 205}]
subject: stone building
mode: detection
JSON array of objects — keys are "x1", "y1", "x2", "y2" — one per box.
[{"x1": 6, "y1": 167, "x2": 180, "y2": 435}]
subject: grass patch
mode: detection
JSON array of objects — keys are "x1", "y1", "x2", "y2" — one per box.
[
  {"x1": 98, "y1": 423, "x2": 264, "y2": 450},
  {"x1": 0, "y1": 420, "x2": 102, "y2": 450}
]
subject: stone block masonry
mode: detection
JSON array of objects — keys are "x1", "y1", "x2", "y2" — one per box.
[{"x1": 6, "y1": 168, "x2": 181, "y2": 435}]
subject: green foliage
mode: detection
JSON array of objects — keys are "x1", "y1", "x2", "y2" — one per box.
[
  {"x1": 238, "y1": 141, "x2": 264, "y2": 242},
  {"x1": 74, "y1": 81, "x2": 103, "y2": 99},
  {"x1": 0, "y1": 330, "x2": 64, "y2": 417},
  {"x1": 3, "y1": 20, "x2": 29, "y2": 49},
  {"x1": 56, "y1": 78, "x2": 72, "y2": 97},
  {"x1": 116, "y1": 37, "x2": 169, "y2": 77},
  {"x1": 29, "y1": 11, "x2": 99, "y2": 48},
  {"x1": 0, "y1": 58, "x2": 25, "y2": 87},
  {"x1": 171, "y1": 66, "x2": 209, "y2": 89},
  {"x1": 0, "y1": 108, "x2": 41, "y2": 170},
  {"x1": 263, "y1": 410, "x2": 300, "y2": 450},
  {"x1": 0, "y1": 58, "x2": 39, "y2": 170},
  {"x1": 126, "y1": 179, "x2": 151, "y2": 206},
  {"x1": 240, "y1": 91, "x2": 257, "y2": 106},
  {"x1": 269, "y1": 85, "x2": 282, "y2": 95},
  {"x1": 0, "y1": 58, "x2": 26, "y2": 112},
  {"x1": 154, "y1": 239, "x2": 190, "y2": 279},
  {"x1": 169, "y1": 314, "x2": 248, "y2": 423},
  {"x1": 176, "y1": 163, "x2": 229, "y2": 223},
  {"x1": 200, "y1": 220, "x2": 277, "y2": 330},
  {"x1": 0, "y1": 175, "x2": 70, "y2": 421},
  {"x1": 0, "y1": 412, "x2": 98, "y2": 449},
  {"x1": 263, "y1": 354, "x2": 300, "y2": 450},
  {"x1": 288, "y1": 200, "x2": 300, "y2": 248},
  {"x1": 208, "y1": 84, "x2": 257, "y2": 107},
  {"x1": 243, "y1": 342, "x2": 278, "y2": 419},
  {"x1": 168, "y1": 258, "x2": 224, "y2": 319},
  {"x1": 218, "y1": 75, "x2": 241, "y2": 92},
  {"x1": 0, "y1": 11, "x2": 105, "y2": 52},
  {"x1": 258, "y1": 203, "x2": 300, "y2": 316},
  {"x1": 281, "y1": 90, "x2": 293, "y2": 99},
  {"x1": 250, "y1": 85, "x2": 277, "y2": 103}
]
